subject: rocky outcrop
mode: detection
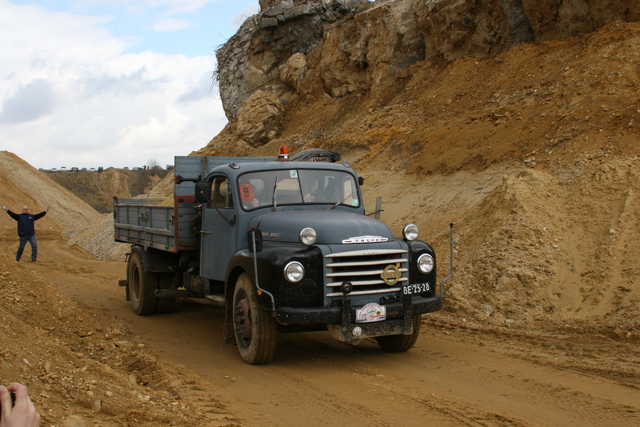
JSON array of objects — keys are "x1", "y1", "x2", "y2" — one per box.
[
  {"x1": 414, "y1": 0, "x2": 640, "y2": 62},
  {"x1": 236, "y1": 90, "x2": 286, "y2": 146},
  {"x1": 414, "y1": 0, "x2": 535, "y2": 62},
  {"x1": 214, "y1": 0, "x2": 640, "y2": 143},
  {"x1": 309, "y1": 0, "x2": 425, "y2": 98},
  {"x1": 279, "y1": 52, "x2": 308, "y2": 90},
  {"x1": 215, "y1": 0, "x2": 366, "y2": 121}
]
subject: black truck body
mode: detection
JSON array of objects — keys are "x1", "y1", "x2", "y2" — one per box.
[{"x1": 114, "y1": 152, "x2": 444, "y2": 364}]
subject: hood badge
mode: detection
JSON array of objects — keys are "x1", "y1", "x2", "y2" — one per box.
[
  {"x1": 342, "y1": 235, "x2": 389, "y2": 244},
  {"x1": 381, "y1": 263, "x2": 401, "y2": 286}
]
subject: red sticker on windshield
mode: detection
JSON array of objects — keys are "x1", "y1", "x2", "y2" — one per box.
[{"x1": 240, "y1": 184, "x2": 254, "y2": 201}]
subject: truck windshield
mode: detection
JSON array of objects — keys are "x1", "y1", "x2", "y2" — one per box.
[{"x1": 238, "y1": 169, "x2": 360, "y2": 211}]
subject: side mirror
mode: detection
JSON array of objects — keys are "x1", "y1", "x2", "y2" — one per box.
[
  {"x1": 358, "y1": 176, "x2": 365, "y2": 186},
  {"x1": 195, "y1": 180, "x2": 210, "y2": 203},
  {"x1": 248, "y1": 228, "x2": 263, "y2": 253}
]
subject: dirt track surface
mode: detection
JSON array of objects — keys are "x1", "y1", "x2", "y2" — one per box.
[{"x1": 1, "y1": 239, "x2": 636, "y2": 426}]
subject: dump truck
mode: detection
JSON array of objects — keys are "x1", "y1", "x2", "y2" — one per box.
[{"x1": 114, "y1": 148, "x2": 450, "y2": 364}]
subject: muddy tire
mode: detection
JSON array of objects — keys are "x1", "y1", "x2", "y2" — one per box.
[
  {"x1": 376, "y1": 314, "x2": 422, "y2": 352},
  {"x1": 127, "y1": 251, "x2": 158, "y2": 315},
  {"x1": 232, "y1": 273, "x2": 277, "y2": 365}
]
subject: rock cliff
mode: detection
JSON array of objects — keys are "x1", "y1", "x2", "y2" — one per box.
[
  {"x1": 211, "y1": 0, "x2": 639, "y2": 148},
  {"x1": 215, "y1": 0, "x2": 364, "y2": 122}
]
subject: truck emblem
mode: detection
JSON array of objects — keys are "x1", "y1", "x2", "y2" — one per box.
[
  {"x1": 381, "y1": 263, "x2": 401, "y2": 285},
  {"x1": 342, "y1": 235, "x2": 389, "y2": 244}
]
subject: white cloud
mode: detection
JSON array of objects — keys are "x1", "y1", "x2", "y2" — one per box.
[
  {"x1": 153, "y1": 18, "x2": 194, "y2": 31},
  {"x1": 0, "y1": 79, "x2": 55, "y2": 124},
  {"x1": 178, "y1": 73, "x2": 214, "y2": 103},
  {"x1": 0, "y1": 0, "x2": 224, "y2": 169},
  {"x1": 88, "y1": 0, "x2": 219, "y2": 15}
]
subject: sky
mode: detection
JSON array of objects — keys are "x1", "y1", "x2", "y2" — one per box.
[{"x1": 0, "y1": 0, "x2": 260, "y2": 170}]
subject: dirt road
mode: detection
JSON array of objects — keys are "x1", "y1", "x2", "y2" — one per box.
[{"x1": 26, "y1": 240, "x2": 639, "y2": 427}]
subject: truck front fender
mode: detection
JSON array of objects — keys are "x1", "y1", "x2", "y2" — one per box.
[
  {"x1": 225, "y1": 249, "x2": 269, "y2": 309},
  {"x1": 225, "y1": 244, "x2": 324, "y2": 312}
]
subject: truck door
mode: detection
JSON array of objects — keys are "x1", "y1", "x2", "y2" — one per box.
[{"x1": 200, "y1": 175, "x2": 236, "y2": 281}]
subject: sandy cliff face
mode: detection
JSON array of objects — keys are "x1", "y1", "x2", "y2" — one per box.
[
  {"x1": 46, "y1": 168, "x2": 170, "y2": 213},
  {"x1": 200, "y1": 1, "x2": 640, "y2": 331},
  {"x1": 214, "y1": 0, "x2": 639, "y2": 138}
]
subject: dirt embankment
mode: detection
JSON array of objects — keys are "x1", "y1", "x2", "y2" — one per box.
[
  {"x1": 200, "y1": 21, "x2": 640, "y2": 337},
  {"x1": 46, "y1": 168, "x2": 171, "y2": 213},
  {"x1": 0, "y1": 250, "x2": 237, "y2": 426},
  {"x1": 0, "y1": 151, "x2": 128, "y2": 261}
]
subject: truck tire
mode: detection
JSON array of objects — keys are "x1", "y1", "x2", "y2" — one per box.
[
  {"x1": 128, "y1": 251, "x2": 158, "y2": 315},
  {"x1": 232, "y1": 273, "x2": 277, "y2": 365},
  {"x1": 375, "y1": 314, "x2": 422, "y2": 352}
]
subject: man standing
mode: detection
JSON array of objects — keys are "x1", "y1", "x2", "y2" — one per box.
[{"x1": 2, "y1": 205, "x2": 50, "y2": 262}]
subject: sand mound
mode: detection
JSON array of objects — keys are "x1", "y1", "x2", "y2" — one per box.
[
  {"x1": 0, "y1": 151, "x2": 127, "y2": 261},
  {"x1": 0, "y1": 251, "x2": 234, "y2": 425},
  {"x1": 442, "y1": 159, "x2": 640, "y2": 335}
]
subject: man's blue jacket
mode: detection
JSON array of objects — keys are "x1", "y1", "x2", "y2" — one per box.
[{"x1": 6, "y1": 210, "x2": 47, "y2": 236}]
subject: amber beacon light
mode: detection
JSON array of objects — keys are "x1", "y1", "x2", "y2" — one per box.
[{"x1": 278, "y1": 145, "x2": 290, "y2": 161}]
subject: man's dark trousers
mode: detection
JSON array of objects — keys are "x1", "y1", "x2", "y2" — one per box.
[{"x1": 17, "y1": 235, "x2": 37, "y2": 261}]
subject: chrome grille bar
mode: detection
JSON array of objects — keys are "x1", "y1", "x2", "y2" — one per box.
[
  {"x1": 326, "y1": 258, "x2": 408, "y2": 268},
  {"x1": 326, "y1": 249, "x2": 407, "y2": 258},
  {"x1": 327, "y1": 278, "x2": 408, "y2": 287},
  {"x1": 327, "y1": 268, "x2": 408, "y2": 278},
  {"x1": 325, "y1": 248, "x2": 408, "y2": 298}
]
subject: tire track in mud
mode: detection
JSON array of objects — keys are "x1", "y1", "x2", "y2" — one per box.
[
  {"x1": 339, "y1": 343, "x2": 527, "y2": 427},
  {"x1": 220, "y1": 337, "x2": 443, "y2": 426},
  {"x1": 238, "y1": 367, "x2": 385, "y2": 425},
  {"x1": 400, "y1": 332, "x2": 640, "y2": 426},
  {"x1": 241, "y1": 336, "x2": 524, "y2": 426}
]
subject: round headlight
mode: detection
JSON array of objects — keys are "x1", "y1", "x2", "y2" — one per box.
[
  {"x1": 284, "y1": 261, "x2": 305, "y2": 283},
  {"x1": 417, "y1": 253, "x2": 434, "y2": 274},
  {"x1": 403, "y1": 224, "x2": 419, "y2": 241},
  {"x1": 299, "y1": 227, "x2": 317, "y2": 246}
]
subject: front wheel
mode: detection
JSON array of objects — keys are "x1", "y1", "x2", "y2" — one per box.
[
  {"x1": 232, "y1": 273, "x2": 277, "y2": 365},
  {"x1": 375, "y1": 314, "x2": 422, "y2": 352}
]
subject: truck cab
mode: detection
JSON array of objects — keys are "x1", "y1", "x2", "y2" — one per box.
[{"x1": 115, "y1": 150, "x2": 444, "y2": 364}]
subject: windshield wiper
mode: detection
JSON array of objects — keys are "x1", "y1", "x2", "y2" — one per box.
[
  {"x1": 330, "y1": 194, "x2": 354, "y2": 210},
  {"x1": 271, "y1": 176, "x2": 280, "y2": 210}
]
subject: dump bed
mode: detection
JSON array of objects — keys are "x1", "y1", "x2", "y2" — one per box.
[{"x1": 113, "y1": 155, "x2": 271, "y2": 253}]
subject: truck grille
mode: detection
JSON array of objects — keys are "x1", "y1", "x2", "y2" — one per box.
[{"x1": 325, "y1": 249, "x2": 408, "y2": 298}]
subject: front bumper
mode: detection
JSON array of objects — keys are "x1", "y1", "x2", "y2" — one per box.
[{"x1": 276, "y1": 294, "x2": 443, "y2": 341}]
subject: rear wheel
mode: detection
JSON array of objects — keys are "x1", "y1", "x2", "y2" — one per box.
[
  {"x1": 232, "y1": 273, "x2": 277, "y2": 364},
  {"x1": 127, "y1": 251, "x2": 158, "y2": 315},
  {"x1": 376, "y1": 314, "x2": 422, "y2": 352}
]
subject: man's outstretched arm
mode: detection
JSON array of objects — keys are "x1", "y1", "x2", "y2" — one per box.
[
  {"x1": 2, "y1": 206, "x2": 19, "y2": 221},
  {"x1": 33, "y1": 207, "x2": 50, "y2": 221}
]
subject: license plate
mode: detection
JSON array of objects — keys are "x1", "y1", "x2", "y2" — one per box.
[
  {"x1": 356, "y1": 303, "x2": 386, "y2": 323},
  {"x1": 403, "y1": 283, "x2": 430, "y2": 295}
]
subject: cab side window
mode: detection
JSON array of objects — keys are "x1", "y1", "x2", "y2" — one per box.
[{"x1": 210, "y1": 176, "x2": 233, "y2": 209}]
